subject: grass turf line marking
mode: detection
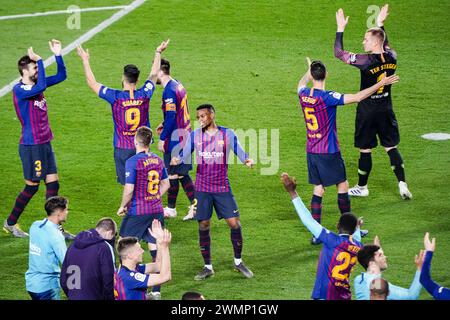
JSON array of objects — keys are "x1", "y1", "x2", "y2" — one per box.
[
  {"x1": 0, "y1": 0, "x2": 146, "y2": 99},
  {"x1": 0, "y1": 6, "x2": 128, "y2": 21}
]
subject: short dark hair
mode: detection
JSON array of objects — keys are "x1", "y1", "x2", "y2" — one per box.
[
  {"x1": 160, "y1": 58, "x2": 170, "y2": 75},
  {"x1": 357, "y1": 245, "x2": 381, "y2": 270},
  {"x1": 338, "y1": 212, "x2": 358, "y2": 234},
  {"x1": 18, "y1": 55, "x2": 35, "y2": 76},
  {"x1": 45, "y1": 196, "x2": 68, "y2": 216},
  {"x1": 123, "y1": 64, "x2": 140, "y2": 84},
  {"x1": 310, "y1": 61, "x2": 326, "y2": 81},
  {"x1": 135, "y1": 126, "x2": 153, "y2": 147},
  {"x1": 96, "y1": 218, "x2": 116, "y2": 233},
  {"x1": 367, "y1": 27, "x2": 386, "y2": 43},
  {"x1": 117, "y1": 237, "x2": 139, "y2": 258},
  {"x1": 196, "y1": 104, "x2": 215, "y2": 113},
  {"x1": 182, "y1": 291, "x2": 204, "y2": 300}
]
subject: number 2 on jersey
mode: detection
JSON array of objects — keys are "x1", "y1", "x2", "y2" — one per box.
[
  {"x1": 304, "y1": 107, "x2": 319, "y2": 131},
  {"x1": 331, "y1": 252, "x2": 357, "y2": 281},
  {"x1": 376, "y1": 73, "x2": 385, "y2": 94},
  {"x1": 125, "y1": 108, "x2": 140, "y2": 131},
  {"x1": 147, "y1": 170, "x2": 160, "y2": 195}
]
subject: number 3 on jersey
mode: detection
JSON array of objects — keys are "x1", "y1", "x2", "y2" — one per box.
[
  {"x1": 125, "y1": 108, "x2": 140, "y2": 131},
  {"x1": 147, "y1": 170, "x2": 160, "y2": 195},
  {"x1": 304, "y1": 107, "x2": 319, "y2": 131}
]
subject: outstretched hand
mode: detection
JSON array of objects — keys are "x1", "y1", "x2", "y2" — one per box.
[
  {"x1": 374, "y1": 235, "x2": 381, "y2": 247},
  {"x1": 336, "y1": 8, "x2": 349, "y2": 32},
  {"x1": 380, "y1": 73, "x2": 400, "y2": 86},
  {"x1": 148, "y1": 220, "x2": 164, "y2": 242},
  {"x1": 28, "y1": 47, "x2": 41, "y2": 61},
  {"x1": 156, "y1": 39, "x2": 170, "y2": 53},
  {"x1": 423, "y1": 232, "x2": 436, "y2": 252},
  {"x1": 49, "y1": 39, "x2": 62, "y2": 56},
  {"x1": 415, "y1": 249, "x2": 425, "y2": 271},
  {"x1": 76, "y1": 45, "x2": 90, "y2": 61},
  {"x1": 377, "y1": 4, "x2": 389, "y2": 27},
  {"x1": 281, "y1": 173, "x2": 298, "y2": 198}
]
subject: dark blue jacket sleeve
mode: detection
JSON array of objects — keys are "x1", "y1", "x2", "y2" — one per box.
[
  {"x1": 228, "y1": 130, "x2": 248, "y2": 163},
  {"x1": 99, "y1": 244, "x2": 115, "y2": 300},
  {"x1": 46, "y1": 55, "x2": 67, "y2": 87},
  {"x1": 420, "y1": 251, "x2": 450, "y2": 300},
  {"x1": 181, "y1": 131, "x2": 195, "y2": 163},
  {"x1": 14, "y1": 59, "x2": 46, "y2": 99}
]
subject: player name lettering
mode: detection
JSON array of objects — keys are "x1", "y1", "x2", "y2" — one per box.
[
  {"x1": 301, "y1": 96, "x2": 317, "y2": 104},
  {"x1": 347, "y1": 245, "x2": 361, "y2": 254},
  {"x1": 369, "y1": 63, "x2": 397, "y2": 74},
  {"x1": 145, "y1": 194, "x2": 160, "y2": 201},
  {"x1": 122, "y1": 99, "x2": 143, "y2": 107},
  {"x1": 122, "y1": 131, "x2": 137, "y2": 136},
  {"x1": 143, "y1": 158, "x2": 160, "y2": 167}
]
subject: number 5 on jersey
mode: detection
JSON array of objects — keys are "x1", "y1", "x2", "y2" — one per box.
[{"x1": 304, "y1": 107, "x2": 319, "y2": 131}]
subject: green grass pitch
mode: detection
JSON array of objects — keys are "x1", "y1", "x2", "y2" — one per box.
[{"x1": 0, "y1": 0, "x2": 449, "y2": 300}]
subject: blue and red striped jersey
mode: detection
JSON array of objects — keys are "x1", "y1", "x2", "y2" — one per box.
[
  {"x1": 312, "y1": 229, "x2": 363, "y2": 300},
  {"x1": 160, "y1": 79, "x2": 191, "y2": 153},
  {"x1": 125, "y1": 151, "x2": 168, "y2": 215},
  {"x1": 183, "y1": 126, "x2": 248, "y2": 193},
  {"x1": 99, "y1": 80, "x2": 155, "y2": 149},
  {"x1": 114, "y1": 264, "x2": 148, "y2": 300},
  {"x1": 298, "y1": 87, "x2": 345, "y2": 154},
  {"x1": 13, "y1": 56, "x2": 67, "y2": 145}
]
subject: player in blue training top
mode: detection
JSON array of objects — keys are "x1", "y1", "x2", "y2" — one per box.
[
  {"x1": 4, "y1": 41, "x2": 70, "y2": 239},
  {"x1": 281, "y1": 173, "x2": 363, "y2": 300},
  {"x1": 154, "y1": 53, "x2": 196, "y2": 221},
  {"x1": 297, "y1": 57, "x2": 399, "y2": 245},
  {"x1": 76, "y1": 40, "x2": 169, "y2": 185},
  {"x1": 354, "y1": 236, "x2": 423, "y2": 300}
]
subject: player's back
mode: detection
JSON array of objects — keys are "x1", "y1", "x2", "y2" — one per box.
[
  {"x1": 161, "y1": 79, "x2": 191, "y2": 152},
  {"x1": 99, "y1": 81, "x2": 155, "y2": 149},
  {"x1": 298, "y1": 87, "x2": 344, "y2": 154},
  {"x1": 126, "y1": 152, "x2": 165, "y2": 215},
  {"x1": 359, "y1": 51, "x2": 397, "y2": 110},
  {"x1": 313, "y1": 230, "x2": 362, "y2": 300}
]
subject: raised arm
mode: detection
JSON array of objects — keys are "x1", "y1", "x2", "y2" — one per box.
[
  {"x1": 146, "y1": 228, "x2": 172, "y2": 287},
  {"x1": 46, "y1": 40, "x2": 67, "y2": 87},
  {"x1": 281, "y1": 173, "x2": 323, "y2": 238},
  {"x1": 149, "y1": 39, "x2": 170, "y2": 84},
  {"x1": 387, "y1": 251, "x2": 424, "y2": 300},
  {"x1": 76, "y1": 45, "x2": 102, "y2": 95},
  {"x1": 334, "y1": 9, "x2": 372, "y2": 69},
  {"x1": 15, "y1": 48, "x2": 47, "y2": 99},
  {"x1": 377, "y1": 4, "x2": 391, "y2": 51},
  {"x1": 298, "y1": 57, "x2": 312, "y2": 92},
  {"x1": 343, "y1": 73, "x2": 399, "y2": 104}
]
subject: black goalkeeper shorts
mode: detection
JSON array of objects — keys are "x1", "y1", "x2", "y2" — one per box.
[{"x1": 354, "y1": 108, "x2": 400, "y2": 149}]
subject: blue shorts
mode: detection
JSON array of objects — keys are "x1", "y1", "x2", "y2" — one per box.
[
  {"x1": 195, "y1": 191, "x2": 240, "y2": 221},
  {"x1": 19, "y1": 142, "x2": 57, "y2": 181},
  {"x1": 119, "y1": 213, "x2": 164, "y2": 244},
  {"x1": 114, "y1": 147, "x2": 136, "y2": 185},
  {"x1": 163, "y1": 152, "x2": 192, "y2": 176},
  {"x1": 307, "y1": 152, "x2": 347, "y2": 187}
]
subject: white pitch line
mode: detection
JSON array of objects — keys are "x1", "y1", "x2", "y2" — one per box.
[
  {"x1": 0, "y1": 0, "x2": 146, "y2": 98},
  {"x1": 0, "y1": 6, "x2": 128, "y2": 21}
]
